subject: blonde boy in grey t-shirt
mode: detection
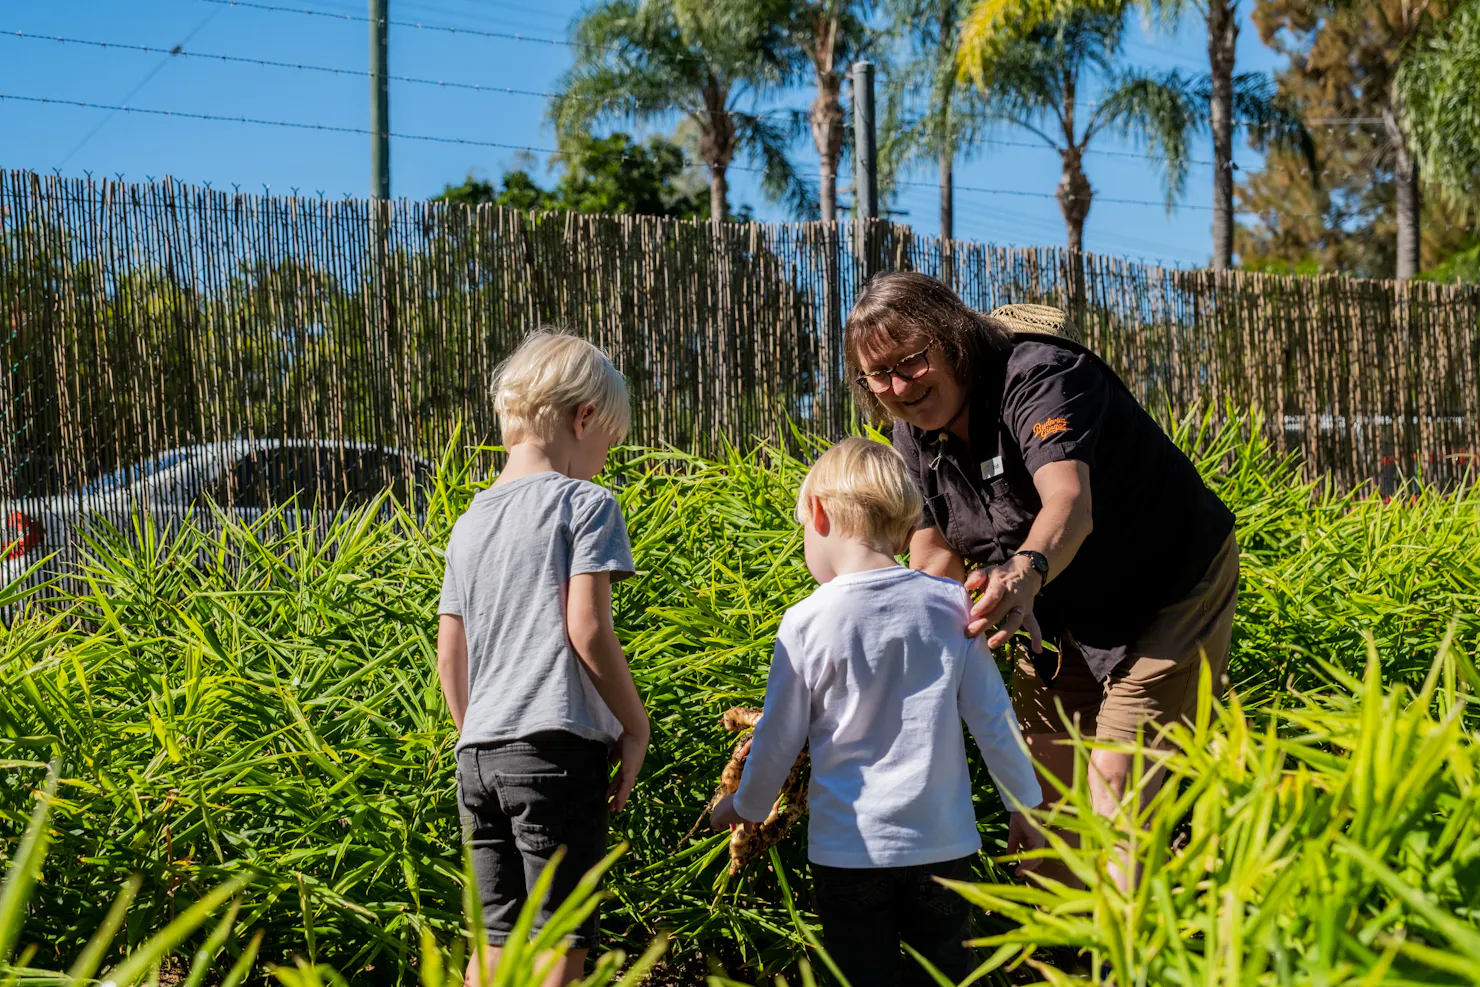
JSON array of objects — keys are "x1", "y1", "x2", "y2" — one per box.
[{"x1": 437, "y1": 331, "x2": 650, "y2": 987}]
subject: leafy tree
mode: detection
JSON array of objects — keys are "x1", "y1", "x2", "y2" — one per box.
[
  {"x1": 956, "y1": 0, "x2": 1306, "y2": 270},
  {"x1": 1247, "y1": 0, "x2": 1454, "y2": 279},
  {"x1": 974, "y1": 9, "x2": 1207, "y2": 253},
  {"x1": 1238, "y1": 0, "x2": 1474, "y2": 278},
  {"x1": 552, "y1": 0, "x2": 815, "y2": 222},
  {"x1": 434, "y1": 173, "x2": 536, "y2": 209},
  {"x1": 879, "y1": 0, "x2": 989, "y2": 241},
  {"x1": 1421, "y1": 240, "x2": 1480, "y2": 283},
  {"x1": 1236, "y1": 142, "x2": 1474, "y2": 279},
  {"x1": 434, "y1": 133, "x2": 709, "y2": 218},
  {"x1": 1396, "y1": 0, "x2": 1480, "y2": 219}
]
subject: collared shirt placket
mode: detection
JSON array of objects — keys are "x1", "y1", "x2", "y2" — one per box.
[{"x1": 929, "y1": 433, "x2": 1009, "y2": 565}]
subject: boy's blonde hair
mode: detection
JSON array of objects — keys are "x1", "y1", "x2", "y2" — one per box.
[
  {"x1": 795, "y1": 437, "x2": 922, "y2": 554},
  {"x1": 493, "y1": 331, "x2": 630, "y2": 443}
]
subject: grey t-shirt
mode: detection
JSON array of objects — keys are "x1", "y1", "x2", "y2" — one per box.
[{"x1": 439, "y1": 472, "x2": 635, "y2": 752}]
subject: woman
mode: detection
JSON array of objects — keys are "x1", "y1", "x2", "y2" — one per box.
[{"x1": 843, "y1": 272, "x2": 1238, "y2": 855}]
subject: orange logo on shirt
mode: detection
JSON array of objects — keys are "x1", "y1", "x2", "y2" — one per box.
[{"x1": 1032, "y1": 417, "x2": 1069, "y2": 440}]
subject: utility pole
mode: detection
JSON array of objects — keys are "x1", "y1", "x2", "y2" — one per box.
[
  {"x1": 852, "y1": 61, "x2": 877, "y2": 222},
  {"x1": 370, "y1": 0, "x2": 390, "y2": 199},
  {"x1": 851, "y1": 60, "x2": 877, "y2": 278}
]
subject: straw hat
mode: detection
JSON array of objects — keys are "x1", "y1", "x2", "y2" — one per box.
[{"x1": 989, "y1": 303, "x2": 1082, "y2": 343}]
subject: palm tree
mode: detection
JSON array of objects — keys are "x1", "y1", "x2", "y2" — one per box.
[
  {"x1": 774, "y1": 0, "x2": 873, "y2": 222},
  {"x1": 552, "y1": 0, "x2": 816, "y2": 222},
  {"x1": 979, "y1": 10, "x2": 1203, "y2": 253},
  {"x1": 958, "y1": 0, "x2": 1305, "y2": 270},
  {"x1": 1393, "y1": 0, "x2": 1480, "y2": 272},
  {"x1": 879, "y1": 0, "x2": 988, "y2": 243}
]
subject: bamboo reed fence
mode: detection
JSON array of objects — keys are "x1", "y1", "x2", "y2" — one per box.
[{"x1": 3, "y1": 170, "x2": 1478, "y2": 521}]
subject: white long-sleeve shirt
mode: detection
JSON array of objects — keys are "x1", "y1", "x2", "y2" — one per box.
[{"x1": 732, "y1": 566, "x2": 1042, "y2": 869}]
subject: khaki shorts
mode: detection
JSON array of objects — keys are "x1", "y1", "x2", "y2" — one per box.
[{"x1": 1012, "y1": 532, "x2": 1239, "y2": 744}]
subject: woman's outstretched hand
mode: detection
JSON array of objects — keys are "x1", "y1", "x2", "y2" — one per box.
[{"x1": 966, "y1": 557, "x2": 1044, "y2": 650}]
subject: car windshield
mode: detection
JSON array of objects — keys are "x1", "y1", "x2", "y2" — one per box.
[{"x1": 78, "y1": 450, "x2": 195, "y2": 497}]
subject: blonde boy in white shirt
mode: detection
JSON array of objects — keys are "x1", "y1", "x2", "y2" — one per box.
[{"x1": 711, "y1": 438, "x2": 1044, "y2": 987}]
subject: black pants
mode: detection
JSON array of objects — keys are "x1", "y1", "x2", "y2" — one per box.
[
  {"x1": 812, "y1": 855, "x2": 976, "y2": 987},
  {"x1": 456, "y1": 731, "x2": 611, "y2": 949}
]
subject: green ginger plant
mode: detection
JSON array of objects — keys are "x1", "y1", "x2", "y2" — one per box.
[
  {"x1": 957, "y1": 642, "x2": 1480, "y2": 985},
  {"x1": 3, "y1": 414, "x2": 1479, "y2": 983}
]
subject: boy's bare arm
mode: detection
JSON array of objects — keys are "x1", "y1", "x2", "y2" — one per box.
[
  {"x1": 437, "y1": 614, "x2": 470, "y2": 732},
  {"x1": 567, "y1": 571, "x2": 650, "y2": 811}
]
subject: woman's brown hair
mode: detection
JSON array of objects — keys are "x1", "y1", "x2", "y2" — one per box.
[{"x1": 843, "y1": 271, "x2": 1013, "y2": 420}]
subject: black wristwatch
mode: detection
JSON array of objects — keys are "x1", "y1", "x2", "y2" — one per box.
[{"x1": 1014, "y1": 550, "x2": 1050, "y2": 587}]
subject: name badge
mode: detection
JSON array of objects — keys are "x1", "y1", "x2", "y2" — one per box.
[{"x1": 981, "y1": 456, "x2": 1004, "y2": 480}]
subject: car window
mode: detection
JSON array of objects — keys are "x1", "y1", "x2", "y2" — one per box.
[
  {"x1": 218, "y1": 447, "x2": 344, "y2": 511},
  {"x1": 218, "y1": 451, "x2": 264, "y2": 510},
  {"x1": 343, "y1": 450, "x2": 384, "y2": 510},
  {"x1": 336, "y1": 449, "x2": 430, "y2": 510},
  {"x1": 210, "y1": 446, "x2": 425, "y2": 512},
  {"x1": 79, "y1": 450, "x2": 193, "y2": 498}
]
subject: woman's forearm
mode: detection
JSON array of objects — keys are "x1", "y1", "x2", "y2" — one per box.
[
  {"x1": 1022, "y1": 459, "x2": 1094, "y2": 586},
  {"x1": 1020, "y1": 492, "x2": 1092, "y2": 586},
  {"x1": 908, "y1": 526, "x2": 968, "y2": 582}
]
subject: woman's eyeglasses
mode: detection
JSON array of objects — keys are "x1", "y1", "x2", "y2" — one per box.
[{"x1": 856, "y1": 349, "x2": 931, "y2": 393}]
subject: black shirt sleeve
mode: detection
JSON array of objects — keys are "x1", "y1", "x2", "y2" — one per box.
[
  {"x1": 1003, "y1": 349, "x2": 1110, "y2": 474},
  {"x1": 890, "y1": 419, "x2": 936, "y2": 529}
]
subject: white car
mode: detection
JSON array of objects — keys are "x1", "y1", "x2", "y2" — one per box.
[{"x1": 2, "y1": 439, "x2": 432, "y2": 596}]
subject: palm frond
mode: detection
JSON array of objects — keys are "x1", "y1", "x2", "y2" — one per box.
[
  {"x1": 551, "y1": 0, "x2": 707, "y2": 141},
  {"x1": 984, "y1": 10, "x2": 1127, "y2": 124},
  {"x1": 976, "y1": 34, "x2": 1072, "y2": 122},
  {"x1": 1093, "y1": 67, "x2": 1204, "y2": 208},
  {"x1": 1225, "y1": 72, "x2": 1319, "y2": 188},
  {"x1": 736, "y1": 111, "x2": 821, "y2": 218},
  {"x1": 879, "y1": 66, "x2": 990, "y2": 190},
  {"x1": 956, "y1": 0, "x2": 1129, "y2": 89},
  {"x1": 1395, "y1": 0, "x2": 1480, "y2": 215},
  {"x1": 552, "y1": 0, "x2": 814, "y2": 218}
]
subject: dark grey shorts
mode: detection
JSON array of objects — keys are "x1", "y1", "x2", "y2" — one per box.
[{"x1": 456, "y1": 731, "x2": 611, "y2": 949}]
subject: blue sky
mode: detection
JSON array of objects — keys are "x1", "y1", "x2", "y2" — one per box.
[{"x1": 1, "y1": 0, "x2": 1283, "y2": 265}]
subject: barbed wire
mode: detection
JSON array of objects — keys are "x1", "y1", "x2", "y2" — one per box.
[
  {"x1": 6, "y1": 90, "x2": 1219, "y2": 210},
  {"x1": 3, "y1": 29, "x2": 575, "y2": 101},
  {"x1": 1, "y1": 93, "x2": 561, "y2": 153},
  {"x1": 8, "y1": 31, "x2": 1237, "y2": 170},
  {"x1": 194, "y1": 0, "x2": 685, "y2": 60}
]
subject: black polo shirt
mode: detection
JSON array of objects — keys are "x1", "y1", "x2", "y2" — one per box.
[{"x1": 892, "y1": 332, "x2": 1236, "y2": 679}]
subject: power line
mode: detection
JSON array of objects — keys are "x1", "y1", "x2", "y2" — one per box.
[
  {"x1": 974, "y1": 134, "x2": 1216, "y2": 167},
  {"x1": 56, "y1": 10, "x2": 222, "y2": 167},
  {"x1": 0, "y1": 93, "x2": 561, "y2": 156},
  {"x1": 893, "y1": 174, "x2": 1214, "y2": 210},
  {"x1": 6, "y1": 91, "x2": 1219, "y2": 211},
  {"x1": 11, "y1": 29, "x2": 1383, "y2": 148},
  {"x1": 196, "y1": 0, "x2": 744, "y2": 68},
  {"x1": 896, "y1": 183, "x2": 1206, "y2": 260},
  {"x1": 386, "y1": 0, "x2": 571, "y2": 31},
  {"x1": 192, "y1": 0, "x2": 1392, "y2": 128},
  {"x1": 196, "y1": 0, "x2": 597, "y2": 51},
  {"x1": 4, "y1": 29, "x2": 574, "y2": 102},
  {"x1": 0, "y1": 29, "x2": 1246, "y2": 171}
]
